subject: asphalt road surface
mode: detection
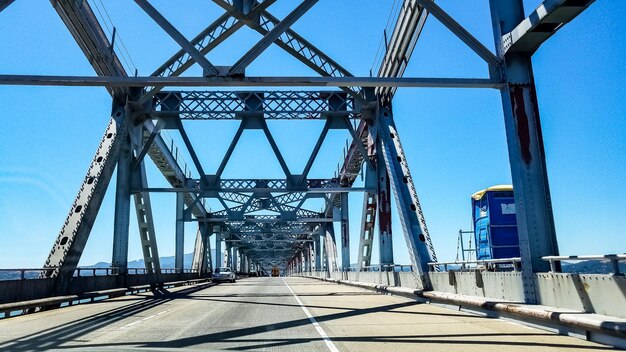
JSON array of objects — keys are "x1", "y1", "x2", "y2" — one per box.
[{"x1": 0, "y1": 277, "x2": 614, "y2": 351}]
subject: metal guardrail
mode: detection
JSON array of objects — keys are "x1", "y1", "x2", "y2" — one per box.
[
  {"x1": 428, "y1": 257, "x2": 522, "y2": 272},
  {"x1": 543, "y1": 254, "x2": 626, "y2": 275},
  {"x1": 296, "y1": 265, "x2": 414, "y2": 273},
  {"x1": 0, "y1": 268, "x2": 201, "y2": 280},
  {"x1": 360, "y1": 264, "x2": 414, "y2": 272}
]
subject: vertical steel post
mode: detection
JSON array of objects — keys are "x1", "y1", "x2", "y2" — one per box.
[
  {"x1": 225, "y1": 241, "x2": 232, "y2": 270},
  {"x1": 205, "y1": 229, "x2": 213, "y2": 274},
  {"x1": 357, "y1": 164, "x2": 377, "y2": 273},
  {"x1": 314, "y1": 234, "x2": 322, "y2": 271},
  {"x1": 377, "y1": 144, "x2": 394, "y2": 269},
  {"x1": 112, "y1": 127, "x2": 132, "y2": 274},
  {"x1": 231, "y1": 246, "x2": 238, "y2": 272},
  {"x1": 340, "y1": 192, "x2": 350, "y2": 271},
  {"x1": 324, "y1": 223, "x2": 338, "y2": 274},
  {"x1": 309, "y1": 241, "x2": 315, "y2": 273},
  {"x1": 214, "y1": 231, "x2": 222, "y2": 269},
  {"x1": 175, "y1": 192, "x2": 185, "y2": 273},
  {"x1": 489, "y1": 0, "x2": 560, "y2": 302},
  {"x1": 308, "y1": 243, "x2": 313, "y2": 272}
]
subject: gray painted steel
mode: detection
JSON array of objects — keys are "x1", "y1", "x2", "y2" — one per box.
[
  {"x1": 2, "y1": 0, "x2": 611, "y2": 331},
  {"x1": 489, "y1": 0, "x2": 561, "y2": 303}
]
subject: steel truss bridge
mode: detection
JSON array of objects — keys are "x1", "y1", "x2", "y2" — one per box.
[{"x1": 0, "y1": 0, "x2": 625, "y2": 350}]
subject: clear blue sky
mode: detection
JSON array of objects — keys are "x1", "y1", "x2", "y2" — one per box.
[{"x1": 0, "y1": 1, "x2": 624, "y2": 268}]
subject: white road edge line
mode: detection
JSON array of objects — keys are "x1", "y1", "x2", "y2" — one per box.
[
  {"x1": 283, "y1": 278, "x2": 339, "y2": 352},
  {"x1": 121, "y1": 310, "x2": 168, "y2": 329}
]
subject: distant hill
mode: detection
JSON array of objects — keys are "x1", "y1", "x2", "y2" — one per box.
[
  {"x1": 84, "y1": 249, "x2": 217, "y2": 270},
  {"x1": 561, "y1": 260, "x2": 626, "y2": 274},
  {"x1": 0, "y1": 250, "x2": 217, "y2": 280}
]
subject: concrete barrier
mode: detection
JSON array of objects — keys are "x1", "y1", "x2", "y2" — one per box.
[
  {"x1": 298, "y1": 275, "x2": 626, "y2": 344},
  {"x1": 0, "y1": 278, "x2": 214, "y2": 319}
]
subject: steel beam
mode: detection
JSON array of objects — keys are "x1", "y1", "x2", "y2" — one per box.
[
  {"x1": 229, "y1": 0, "x2": 319, "y2": 75},
  {"x1": 132, "y1": 161, "x2": 161, "y2": 275},
  {"x1": 0, "y1": 75, "x2": 505, "y2": 88},
  {"x1": 376, "y1": 0, "x2": 428, "y2": 101},
  {"x1": 134, "y1": 0, "x2": 219, "y2": 76},
  {"x1": 377, "y1": 146, "x2": 394, "y2": 267},
  {"x1": 502, "y1": 0, "x2": 596, "y2": 55},
  {"x1": 213, "y1": 0, "x2": 362, "y2": 100},
  {"x1": 140, "y1": 13, "x2": 240, "y2": 103},
  {"x1": 377, "y1": 105, "x2": 436, "y2": 289},
  {"x1": 0, "y1": 0, "x2": 14, "y2": 12},
  {"x1": 152, "y1": 90, "x2": 356, "y2": 120},
  {"x1": 41, "y1": 106, "x2": 128, "y2": 292},
  {"x1": 49, "y1": 0, "x2": 128, "y2": 101},
  {"x1": 175, "y1": 192, "x2": 185, "y2": 272},
  {"x1": 340, "y1": 193, "x2": 350, "y2": 271},
  {"x1": 192, "y1": 223, "x2": 212, "y2": 274},
  {"x1": 356, "y1": 165, "x2": 377, "y2": 271},
  {"x1": 231, "y1": 245, "x2": 238, "y2": 270},
  {"x1": 314, "y1": 234, "x2": 321, "y2": 271},
  {"x1": 416, "y1": 0, "x2": 500, "y2": 67},
  {"x1": 215, "y1": 232, "x2": 223, "y2": 268},
  {"x1": 324, "y1": 223, "x2": 338, "y2": 273},
  {"x1": 111, "y1": 127, "x2": 133, "y2": 274},
  {"x1": 489, "y1": 0, "x2": 560, "y2": 303},
  {"x1": 192, "y1": 226, "x2": 204, "y2": 273}
]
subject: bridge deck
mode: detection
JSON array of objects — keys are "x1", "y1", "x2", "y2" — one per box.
[{"x1": 0, "y1": 277, "x2": 613, "y2": 351}]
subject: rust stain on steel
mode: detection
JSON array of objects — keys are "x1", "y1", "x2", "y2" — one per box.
[
  {"x1": 378, "y1": 171, "x2": 392, "y2": 237},
  {"x1": 510, "y1": 86, "x2": 532, "y2": 164}
]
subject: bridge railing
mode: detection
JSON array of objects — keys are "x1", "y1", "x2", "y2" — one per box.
[
  {"x1": 0, "y1": 268, "x2": 201, "y2": 281},
  {"x1": 359, "y1": 264, "x2": 414, "y2": 272},
  {"x1": 427, "y1": 257, "x2": 522, "y2": 272},
  {"x1": 543, "y1": 254, "x2": 626, "y2": 275}
]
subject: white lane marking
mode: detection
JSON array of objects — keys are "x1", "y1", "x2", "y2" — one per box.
[
  {"x1": 283, "y1": 278, "x2": 339, "y2": 352},
  {"x1": 121, "y1": 310, "x2": 168, "y2": 329}
]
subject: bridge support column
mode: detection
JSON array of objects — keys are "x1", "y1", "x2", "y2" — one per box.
[
  {"x1": 324, "y1": 223, "x2": 338, "y2": 275},
  {"x1": 489, "y1": 0, "x2": 560, "y2": 303},
  {"x1": 357, "y1": 164, "x2": 377, "y2": 274},
  {"x1": 340, "y1": 192, "x2": 350, "y2": 272},
  {"x1": 192, "y1": 223, "x2": 212, "y2": 276},
  {"x1": 308, "y1": 242, "x2": 314, "y2": 273},
  {"x1": 214, "y1": 232, "x2": 222, "y2": 270},
  {"x1": 377, "y1": 144, "x2": 394, "y2": 270},
  {"x1": 231, "y1": 245, "x2": 238, "y2": 272},
  {"x1": 224, "y1": 242, "x2": 231, "y2": 270},
  {"x1": 175, "y1": 192, "x2": 185, "y2": 273},
  {"x1": 304, "y1": 244, "x2": 309, "y2": 273},
  {"x1": 308, "y1": 242, "x2": 313, "y2": 273},
  {"x1": 112, "y1": 123, "x2": 133, "y2": 274},
  {"x1": 377, "y1": 105, "x2": 436, "y2": 289},
  {"x1": 314, "y1": 234, "x2": 322, "y2": 271}
]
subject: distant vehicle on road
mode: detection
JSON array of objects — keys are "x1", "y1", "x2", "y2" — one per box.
[
  {"x1": 271, "y1": 267, "x2": 280, "y2": 277},
  {"x1": 213, "y1": 267, "x2": 236, "y2": 283}
]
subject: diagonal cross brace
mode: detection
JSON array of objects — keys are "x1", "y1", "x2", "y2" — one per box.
[
  {"x1": 135, "y1": 0, "x2": 220, "y2": 76},
  {"x1": 415, "y1": 0, "x2": 500, "y2": 66},
  {"x1": 139, "y1": 1, "x2": 276, "y2": 104},
  {"x1": 212, "y1": 0, "x2": 363, "y2": 102},
  {"x1": 229, "y1": 0, "x2": 319, "y2": 75}
]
